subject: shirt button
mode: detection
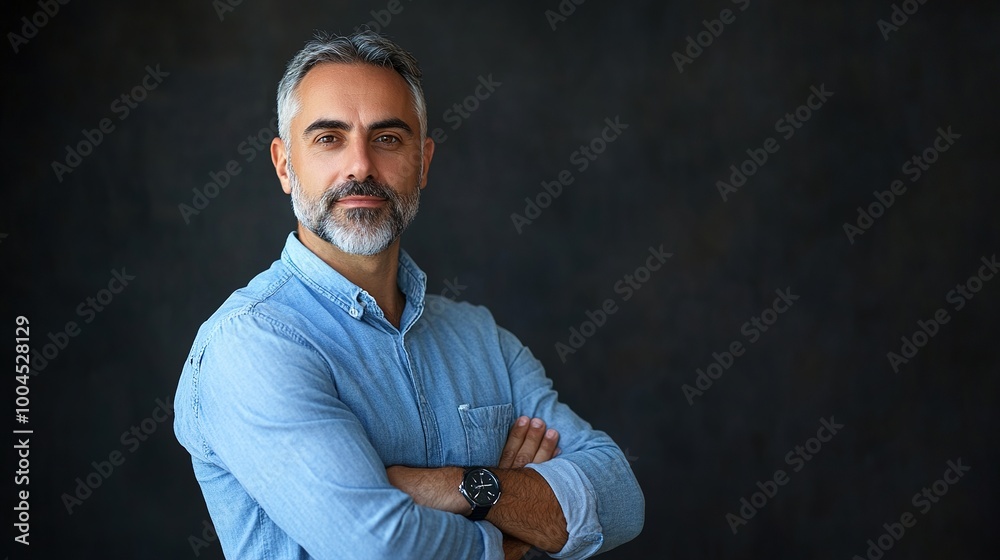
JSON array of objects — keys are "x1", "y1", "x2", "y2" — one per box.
[{"x1": 349, "y1": 308, "x2": 359, "y2": 318}]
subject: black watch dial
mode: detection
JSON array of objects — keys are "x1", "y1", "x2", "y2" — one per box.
[{"x1": 465, "y1": 469, "x2": 500, "y2": 506}]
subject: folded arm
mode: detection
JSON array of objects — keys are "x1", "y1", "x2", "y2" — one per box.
[
  {"x1": 502, "y1": 327, "x2": 644, "y2": 557},
  {"x1": 390, "y1": 326, "x2": 645, "y2": 559},
  {"x1": 388, "y1": 415, "x2": 568, "y2": 554},
  {"x1": 195, "y1": 314, "x2": 504, "y2": 560}
]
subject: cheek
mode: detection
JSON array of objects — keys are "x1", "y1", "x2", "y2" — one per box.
[
  {"x1": 386, "y1": 150, "x2": 424, "y2": 183},
  {"x1": 295, "y1": 156, "x2": 341, "y2": 191}
]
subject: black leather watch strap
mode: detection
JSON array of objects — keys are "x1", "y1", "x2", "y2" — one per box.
[{"x1": 468, "y1": 503, "x2": 490, "y2": 521}]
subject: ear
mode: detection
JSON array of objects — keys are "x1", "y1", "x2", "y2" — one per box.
[
  {"x1": 419, "y1": 136, "x2": 436, "y2": 189},
  {"x1": 271, "y1": 137, "x2": 292, "y2": 194}
]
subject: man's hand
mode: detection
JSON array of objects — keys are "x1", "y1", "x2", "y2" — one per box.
[
  {"x1": 499, "y1": 416, "x2": 560, "y2": 469},
  {"x1": 386, "y1": 416, "x2": 566, "y2": 558},
  {"x1": 500, "y1": 417, "x2": 559, "y2": 560},
  {"x1": 385, "y1": 416, "x2": 559, "y2": 515}
]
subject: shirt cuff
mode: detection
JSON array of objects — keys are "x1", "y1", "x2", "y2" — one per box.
[
  {"x1": 476, "y1": 519, "x2": 506, "y2": 560},
  {"x1": 526, "y1": 459, "x2": 604, "y2": 559}
]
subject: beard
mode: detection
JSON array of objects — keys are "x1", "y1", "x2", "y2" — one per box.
[{"x1": 288, "y1": 164, "x2": 421, "y2": 256}]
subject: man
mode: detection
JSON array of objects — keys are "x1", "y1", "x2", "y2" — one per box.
[{"x1": 173, "y1": 30, "x2": 644, "y2": 559}]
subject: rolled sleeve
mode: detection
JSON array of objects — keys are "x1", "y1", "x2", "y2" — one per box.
[
  {"x1": 526, "y1": 458, "x2": 603, "y2": 558},
  {"x1": 499, "y1": 326, "x2": 645, "y2": 557}
]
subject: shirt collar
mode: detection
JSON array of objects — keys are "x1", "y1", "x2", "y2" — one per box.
[{"x1": 280, "y1": 232, "x2": 427, "y2": 325}]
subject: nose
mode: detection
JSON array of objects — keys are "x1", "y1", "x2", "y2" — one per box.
[{"x1": 344, "y1": 138, "x2": 377, "y2": 183}]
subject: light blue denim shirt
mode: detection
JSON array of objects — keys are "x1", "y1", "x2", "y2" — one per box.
[{"x1": 173, "y1": 233, "x2": 644, "y2": 559}]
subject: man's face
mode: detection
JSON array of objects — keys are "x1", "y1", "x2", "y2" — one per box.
[{"x1": 272, "y1": 63, "x2": 433, "y2": 256}]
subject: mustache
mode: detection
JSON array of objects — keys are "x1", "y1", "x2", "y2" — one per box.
[{"x1": 322, "y1": 179, "x2": 397, "y2": 207}]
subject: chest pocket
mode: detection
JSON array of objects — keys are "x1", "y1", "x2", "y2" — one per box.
[{"x1": 458, "y1": 403, "x2": 513, "y2": 467}]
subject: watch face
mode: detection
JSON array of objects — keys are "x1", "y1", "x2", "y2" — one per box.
[{"x1": 464, "y1": 469, "x2": 500, "y2": 506}]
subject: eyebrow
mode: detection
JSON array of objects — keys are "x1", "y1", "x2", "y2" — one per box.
[{"x1": 302, "y1": 117, "x2": 413, "y2": 138}]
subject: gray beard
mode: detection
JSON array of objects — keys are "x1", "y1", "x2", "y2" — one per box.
[{"x1": 289, "y1": 166, "x2": 420, "y2": 256}]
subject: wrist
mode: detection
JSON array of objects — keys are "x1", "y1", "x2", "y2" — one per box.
[
  {"x1": 421, "y1": 466, "x2": 468, "y2": 514},
  {"x1": 387, "y1": 466, "x2": 469, "y2": 514},
  {"x1": 446, "y1": 466, "x2": 472, "y2": 515}
]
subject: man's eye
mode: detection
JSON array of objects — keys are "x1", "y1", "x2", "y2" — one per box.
[
  {"x1": 375, "y1": 135, "x2": 399, "y2": 144},
  {"x1": 317, "y1": 135, "x2": 338, "y2": 144}
]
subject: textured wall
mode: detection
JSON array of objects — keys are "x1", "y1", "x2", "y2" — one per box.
[{"x1": 5, "y1": 0, "x2": 999, "y2": 558}]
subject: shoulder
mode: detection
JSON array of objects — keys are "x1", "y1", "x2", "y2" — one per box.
[{"x1": 189, "y1": 260, "x2": 319, "y2": 359}]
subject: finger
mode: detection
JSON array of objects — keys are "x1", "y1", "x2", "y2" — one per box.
[
  {"x1": 513, "y1": 418, "x2": 546, "y2": 468},
  {"x1": 498, "y1": 416, "x2": 530, "y2": 469},
  {"x1": 532, "y1": 429, "x2": 559, "y2": 464}
]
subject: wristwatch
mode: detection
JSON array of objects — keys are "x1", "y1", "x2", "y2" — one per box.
[{"x1": 458, "y1": 467, "x2": 502, "y2": 521}]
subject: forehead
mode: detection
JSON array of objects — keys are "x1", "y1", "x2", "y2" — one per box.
[{"x1": 293, "y1": 63, "x2": 416, "y2": 130}]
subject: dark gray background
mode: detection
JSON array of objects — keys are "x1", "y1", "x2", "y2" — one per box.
[{"x1": 5, "y1": 0, "x2": 999, "y2": 558}]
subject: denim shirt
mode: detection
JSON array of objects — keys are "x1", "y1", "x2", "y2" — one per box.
[{"x1": 173, "y1": 233, "x2": 644, "y2": 560}]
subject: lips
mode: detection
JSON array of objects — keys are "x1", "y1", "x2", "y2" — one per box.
[{"x1": 335, "y1": 195, "x2": 387, "y2": 208}]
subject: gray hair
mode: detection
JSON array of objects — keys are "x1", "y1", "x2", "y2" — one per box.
[{"x1": 276, "y1": 30, "x2": 427, "y2": 151}]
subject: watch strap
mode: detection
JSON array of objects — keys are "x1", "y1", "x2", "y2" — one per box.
[{"x1": 468, "y1": 503, "x2": 490, "y2": 521}]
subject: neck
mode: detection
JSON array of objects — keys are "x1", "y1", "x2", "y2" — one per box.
[{"x1": 296, "y1": 224, "x2": 406, "y2": 328}]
